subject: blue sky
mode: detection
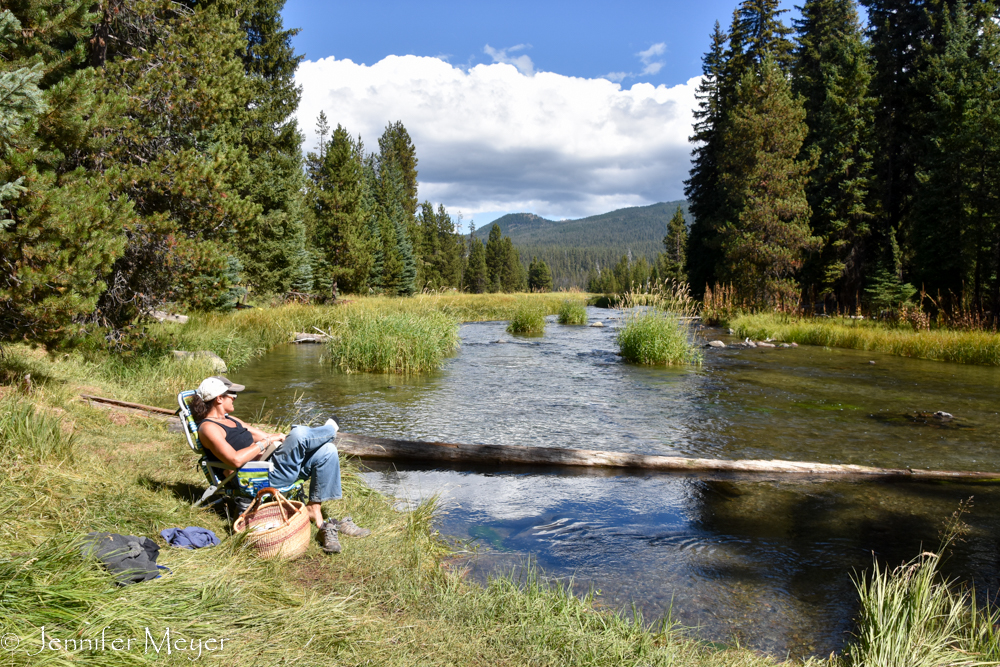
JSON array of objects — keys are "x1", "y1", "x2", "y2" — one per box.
[{"x1": 283, "y1": 0, "x2": 801, "y2": 224}]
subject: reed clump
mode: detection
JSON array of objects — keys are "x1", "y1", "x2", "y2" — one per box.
[
  {"x1": 616, "y1": 309, "x2": 702, "y2": 366},
  {"x1": 557, "y1": 300, "x2": 588, "y2": 325},
  {"x1": 328, "y1": 309, "x2": 459, "y2": 373},
  {"x1": 507, "y1": 303, "x2": 547, "y2": 334},
  {"x1": 841, "y1": 506, "x2": 1000, "y2": 667},
  {"x1": 731, "y1": 312, "x2": 1000, "y2": 366}
]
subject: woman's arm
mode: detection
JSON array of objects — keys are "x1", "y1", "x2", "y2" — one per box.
[
  {"x1": 198, "y1": 422, "x2": 265, "y2": 469},
  {"x1": 228, "y1": 416, "x2": 285, "y2": 444}
]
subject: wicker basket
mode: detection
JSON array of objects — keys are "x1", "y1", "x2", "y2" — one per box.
[{"x1": 233, "y1": 487, "x2": 310, "y2": 559}]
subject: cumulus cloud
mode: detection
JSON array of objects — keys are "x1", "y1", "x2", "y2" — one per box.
[
  {"x1": 295, "y1": 55, "x2": 698, "y2": 219},
  {"x1": 637, "y1": 42, "x2": 667, "y2": 75},
  {"x1": 483, "y1": 43, "x2": 535, "y2": 76}
]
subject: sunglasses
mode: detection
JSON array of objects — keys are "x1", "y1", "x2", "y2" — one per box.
[{"x1": 225, "y1": 393, "x2": 237, "y2": 401}]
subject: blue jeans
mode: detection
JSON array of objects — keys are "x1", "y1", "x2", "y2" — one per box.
[{"x1": 268, "y1": 424, "x2": 342, "y2": 503}]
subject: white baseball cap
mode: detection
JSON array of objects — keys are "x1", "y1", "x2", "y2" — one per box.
[{"x1": 196, "y1": 377, "x2": 230, "y2": 402}]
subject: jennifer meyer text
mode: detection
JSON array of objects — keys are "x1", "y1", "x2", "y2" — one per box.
[{"x1": 6, "y1": 626, "x2": 231, "y2": 660}]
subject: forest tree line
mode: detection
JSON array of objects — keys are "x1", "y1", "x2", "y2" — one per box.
[
  {"x1": 684, "y1": 0, "x2": 1000, "y2": 318},
  {"x1": 0, "y1": 0, "x2": 544, "y2": 349}
]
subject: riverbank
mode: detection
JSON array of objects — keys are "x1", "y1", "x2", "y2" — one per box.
[
  {"x1": 729, "y1": 312, "x2": 1000, "y2": 366},
  {"x1": 0, "y1": 343, "x2": 798, "y2": 667},
  {"x1": 4, "y1": 294, "x2": 999, "y2": 665}
]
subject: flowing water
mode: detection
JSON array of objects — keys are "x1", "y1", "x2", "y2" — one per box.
[{"x1": 230, "y1": 308, "x2": 1000, "y2": 657}]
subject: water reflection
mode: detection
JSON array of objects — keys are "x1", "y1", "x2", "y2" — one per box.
[{"x1": 230, "y1": 309, "x2": 1000, "y2": 657}]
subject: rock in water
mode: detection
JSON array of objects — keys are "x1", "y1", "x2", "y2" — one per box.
[
  {"x1": 757, "y1": 342, "x2": 776, "y2": 348},
  {"x1": 707, "y1": 340, "x2": 726, "y2": 348},
  {"x1": 933, "y1": 411, "x2": 954, "y2": 420},
  {"x1": 171, "y1": 350, "x2": 227, "y2": 373},
  {"x1": 589, "y1": 321, "x2": 605, "y2": 327}
]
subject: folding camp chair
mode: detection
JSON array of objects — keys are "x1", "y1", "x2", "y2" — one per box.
[{"x1": 176, "y1": 390, "x2": 305, "y2": 509}]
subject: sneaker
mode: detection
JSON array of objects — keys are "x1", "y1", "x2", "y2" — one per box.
[
  {"x1": 323, "y1": 417, "x2": 339, "y2": 433},
  {"x1": 318, "y1": 521, "x2": 341, "y2": 554},
  {"x1": 336, "y1": 516, "x2": 371, "y2": 538}
]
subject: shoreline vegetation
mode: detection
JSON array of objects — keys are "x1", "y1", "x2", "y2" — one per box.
[
  {"x1": 727, "y1": 312, "x2": 1000, "y2": 366},
  {"x1": 3, "y1": 292, "x2": 999, "y2": 665}
]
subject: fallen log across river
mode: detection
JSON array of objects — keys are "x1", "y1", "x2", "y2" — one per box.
[
  {"x1": 78, "y1": 394, "x2": 1000, "y2": 482},
  {"x1": 335, "y1": 432, "x2": 1000, "y2": 482}
]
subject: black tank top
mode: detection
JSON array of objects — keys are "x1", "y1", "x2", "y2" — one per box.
[{"x1": 199, "y1": 416, "x2": 254, "y2": 462}]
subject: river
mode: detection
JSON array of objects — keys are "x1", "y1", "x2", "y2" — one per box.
[{"x1": 230, "y1": 307, "x2": 1000, "y2": 657}]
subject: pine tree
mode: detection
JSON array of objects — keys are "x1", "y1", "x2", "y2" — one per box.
[
  {"x1": 657, "y1": 207, "x2": 688, "y2": 284},
  {"x1": 727, "y1": 0, "x2": 796, "y2": 77},
  {"x1": 528, "y1": 257, "x2": 553, "y2": 292},
  {"x1": 466, "y1": 238, "x2": 488, "y2": 294},
  {"x1": 500, "y1": 237, "x2": 527, "y2": 292},
  {"x1": 374, "y1": 156, "x2": 416, "y2": 296},
  {"x1": 485, "y1": 224, "x2": 505, "y2": 292},
  {"x1": 684, "y1": 22, "x2": 728, "y2": 298},
  {"x1": 378, "y1": 121, "x2": 419, "y2": 242},
  {"x1": 911, "y1": 1, "x2": 1000, "y2": 312},
  {"x1": 94, "y1": 0, "x2": 261, "y2": 324},
  {"x1": 0, "y1": 5, "x2": 128, "y2": 344},
  {"x1": 437, "y1": 204, "x2": 465, "y2": 288},
  {"x1": 197, "y1": 0, "x2": 308, "y2": 295},
  {"x1": 307, "y1": 122, "x2": 375, "y2": 295},
  {"x1": 717, "y1": 56, "x2": 817, "y2": 306},
  {"x1": 793, "y1": 0, "x2": 875, "y2": 307},
  {"x1": 859, "y1": 0, "x2": 938, "y2": 277}
]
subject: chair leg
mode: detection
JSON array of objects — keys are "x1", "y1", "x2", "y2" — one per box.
[{"x1": 193, "y1": 485, "x2": 219, "y2": 508}]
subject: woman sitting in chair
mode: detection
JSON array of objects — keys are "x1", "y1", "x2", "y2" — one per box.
[{"x1": 189, "y1": 376, "x2": 369, "y2": 554}]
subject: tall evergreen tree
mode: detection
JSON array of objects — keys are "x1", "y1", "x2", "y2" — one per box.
[
  {"x1": 657, "y1": 207, "x2": 688, "y2": 284},
  {"x1": 0, "y1": 5, "x2": 128, "y2": 344},
  {"x1": 222, "y1": 0, "x2": 308, "y2": 295},
  {"x1": 466, "y1": 238, "x2": 488, "y2": 294},
  {"x1": 793, "y1": 0, "x2": 875, "y2": 306},
  {"x1": 685, "y1": 22, "x2": 728, "y2": 298},
  {"x1": 911, "y1": 1, "x2": 1000, "y2": 312},
  {"x1": 306, "y1": 122, "x2": 374, "y2": 295},
  {"x1": 717, "y1": 56, "x2": 817, "y2": 306},
  {"x1": 528, "y1": 256, "x2": 553, "y2": 292},
  {"x1": 373, "y1": 156, "x2": 416, "y2": 296},
  {"x1": 500, "y1": 236, "x2": 528, "y2": 292},
  {"x1": 859, "y1": 0, "x2": 939, "y2": 278},
  {"x1": 484, "y1": 223, "x2": 505, "y2": 292}
]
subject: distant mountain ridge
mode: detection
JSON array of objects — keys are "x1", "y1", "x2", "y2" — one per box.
[{"x1": 470, "y1": 201, "x2": 689, "y2": 289}]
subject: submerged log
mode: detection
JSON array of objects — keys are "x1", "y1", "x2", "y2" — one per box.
[{"x1": 335, "y1": 432, "x2": 1000, "y2": 482}]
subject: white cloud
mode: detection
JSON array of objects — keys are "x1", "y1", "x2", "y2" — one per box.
[
  {"x1": 295, "y1": 55, "x2": 698, "y2": 220},
  {"x1": 638, "y1": 42, "x2": 667, "y2": 76},
  {"x1": 483, "y1": 43, "x2": 535, "y2": 76}
]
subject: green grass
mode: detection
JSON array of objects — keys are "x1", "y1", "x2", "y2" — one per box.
[
  {"x1": 328, "y1": 309, "x2": 460, "y2": 373},
  {"x1": 616, "y1": 310, "x2": 702, "y2": 366},
  {"x1": 557, "y1": 300, "x2": 589, "y2": 325},
  {"x1": 506, "y1": 302, "x2": 547, "y2": 334},
  {"x1": 731, "y1": 312, "x2": 1000, "y2": 366}
]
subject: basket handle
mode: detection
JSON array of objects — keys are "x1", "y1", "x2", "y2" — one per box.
[{"x1": 239, "y1": 487, "x2": 299, "y2": 525}]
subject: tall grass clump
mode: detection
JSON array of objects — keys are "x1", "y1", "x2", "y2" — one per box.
[
  {"x1": 617, "y1": 310, "x2": 701, "y2": 366},
  {"x1": 506, "y1": 303, "x2": 546, "y2": 334},
  {"x1": 842, "y1": 505, "x2": 1000, "y2": 667},
  {"x1": 328, "y1": 309, "x2": 459, "y2": 373},
  {"x1": 0, "y1": 394, "x2": 73, "y2": 461},
  {"x1": 557, "y1": 300, "x2": 588, "y2": 325}
]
